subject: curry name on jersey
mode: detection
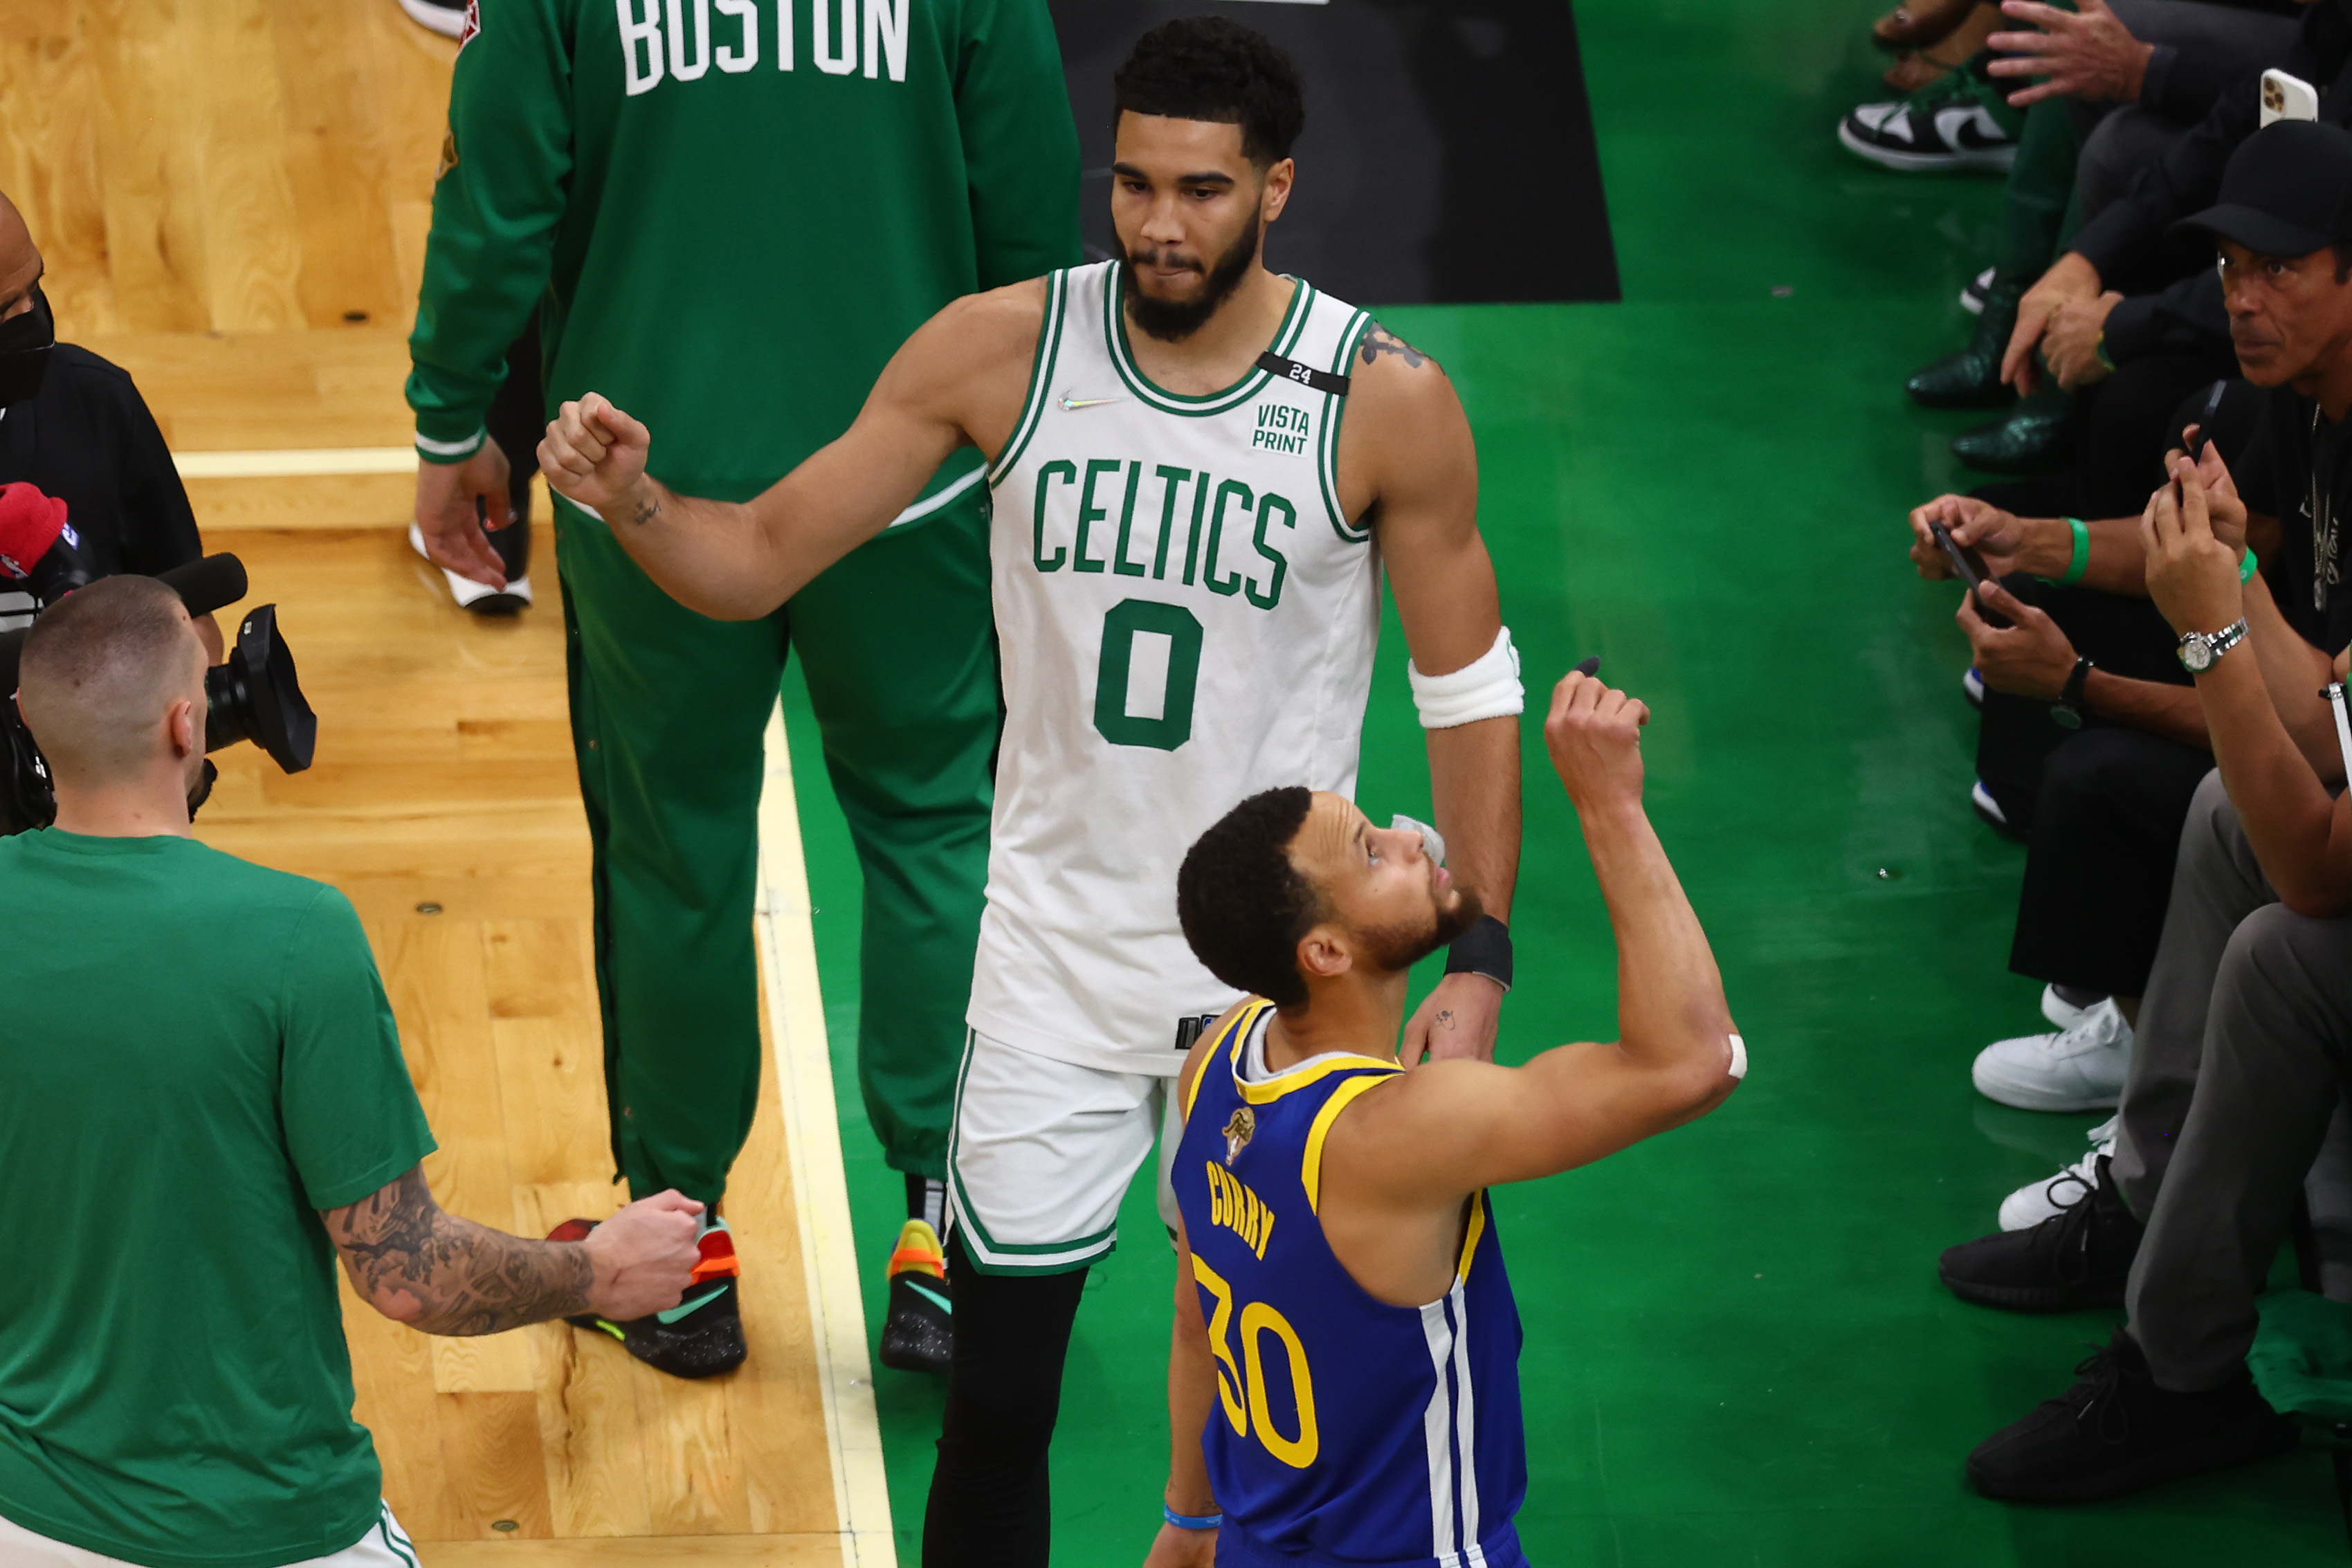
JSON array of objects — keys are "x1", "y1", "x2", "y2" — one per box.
[{"x1": 972, "y1": 260, "x2": 1384, "y2": 1071}]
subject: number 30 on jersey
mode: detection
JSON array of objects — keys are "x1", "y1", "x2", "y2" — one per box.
[{"x1": 1192, "y1": 1255, "x2": 1320, "y2": 1469}]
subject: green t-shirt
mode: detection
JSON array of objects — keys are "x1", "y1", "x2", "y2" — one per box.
[{"x1": 0, "y1": 830, "x2": 436, "y2": 1567}]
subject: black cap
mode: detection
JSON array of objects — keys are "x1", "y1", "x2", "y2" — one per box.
[{"x1": 2172, "y1": 119, "x2": 2352, "y2": 256}]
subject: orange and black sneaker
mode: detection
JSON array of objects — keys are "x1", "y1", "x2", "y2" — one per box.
[
  {"x1": 547, "y1": 1214, "x2": 747, "y2": 1380},
  {"x1": 878, "y1": 1219, "x2": 951, "y2": 1375}
]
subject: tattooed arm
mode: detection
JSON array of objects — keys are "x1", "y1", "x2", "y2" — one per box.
[{"x1": 322, "y1": 1166, "x2": 704, "y2": 1336}]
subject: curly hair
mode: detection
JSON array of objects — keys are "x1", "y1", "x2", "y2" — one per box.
[
  {"x1": 1113, "y1": 17, "x2": 1306, "y2": 168},
  {"x1": 1176, "y1": 787, "x2": 1320, "y2": 1008}
]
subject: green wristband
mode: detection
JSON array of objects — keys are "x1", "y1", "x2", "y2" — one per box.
[
  {"x1": 2241, "y1": 547, "x2": 2258, "y2": 585},
  {"x1": 2059, "y1": 518, "x2": 2090, "y2": 586}
]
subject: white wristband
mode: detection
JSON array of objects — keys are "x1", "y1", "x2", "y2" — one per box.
[
  {"x1": 1726, "y1": 1033, "x2": 1749, "y2": 1081},
  {"x1": 1407, "y1": 626, "x2": 1524, "y2": 729}
]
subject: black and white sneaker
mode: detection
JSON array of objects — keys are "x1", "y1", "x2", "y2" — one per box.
[
  {"x1": 396, "y1": 0, "x2": 473, "y2": 39},
  {"x1": 1839, "y1": 69, "x2": 2021, "y2": 173},
  {"x1": 1967, "y1": 1331, "x2": 2295, "y2": 1502},
  {"x1": 410, "y1": 524, "x2": 532, "y2": 616},
  {"x1": 1961, "y1": 266, "x2": 1996, "y2": 316}
]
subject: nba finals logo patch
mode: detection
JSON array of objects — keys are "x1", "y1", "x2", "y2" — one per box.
[
  {"x1": 458, "y1": 0, "x2": 481, "y2": 48},
  {"x1": 1222, "y1": 1106, "x2": 1255, "y2": 1166}
]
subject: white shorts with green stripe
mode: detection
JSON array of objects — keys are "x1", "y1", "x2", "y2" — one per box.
[
  {"x1": 947, "y1": 1028, "x2": 1184, "y2": 1274},
  {"x1": 0, "y1": 1500, "x2": 418, "y2": 1567}
]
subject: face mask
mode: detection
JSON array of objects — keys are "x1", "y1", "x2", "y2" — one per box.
[{"x1": 0, "y1": 285, "x2": 55, "y2": 408}]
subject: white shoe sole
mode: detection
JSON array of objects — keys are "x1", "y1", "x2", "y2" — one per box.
[
  {"x1": 1969, "y1": 1057, "x2": 2122, "y2": 1113},
  {"x1": 396, "y1": 0, "x2": 469, "y2": 38},
  {"x1": 1837, "y1": 120, "x2": 2018, "y2": 174}
]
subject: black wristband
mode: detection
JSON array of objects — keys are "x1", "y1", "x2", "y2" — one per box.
[{"x1": 1443, "y1": 915, "x2": 1513, "y2": 991}]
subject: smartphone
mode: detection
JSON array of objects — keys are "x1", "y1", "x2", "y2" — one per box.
[
  {"x1": 1931, "y1": 521, "x2": 2012, "y2": 628},
  {"x1": 2262, "y1": 69, "x2": 2319, "y2": 127}
]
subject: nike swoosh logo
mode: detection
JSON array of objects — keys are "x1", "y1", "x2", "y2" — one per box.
[
  {"x1": 655, "y1": 1282, "x2": 730, "y2": 1325},
  {"x1": 1057, "y1": 392, "x2": 1124, "y2": 411}
]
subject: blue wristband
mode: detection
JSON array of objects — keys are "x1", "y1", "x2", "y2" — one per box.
[{"x1": 1164, "y1": 1504, "x2": 1223, "y2": 1531}]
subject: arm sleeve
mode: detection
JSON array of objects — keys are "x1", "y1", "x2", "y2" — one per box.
[
  {"x1": 278, "y1": 887, "x2": 437, "y2": 1212},
  {"x1": 952, "y1": 0, "x2": 1084, "y2": 289},
  {"x1": 109, "y1": 369, "x2": 204, "y2": 575},
  {"x1": 404, "y1": 1, "x2": 576, "y2": 462},
  {"x1": 2071, "y1": 67, "x2": 2261, "y2": 280},
  {"x1": 2100, "y1": 268, "x2": 2230, "y2": 365}
]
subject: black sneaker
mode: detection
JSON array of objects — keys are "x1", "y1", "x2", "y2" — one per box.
[
  {"x1": 1968, "y1": 1331, "x2": 2296, "y2": 1502},
  {"x1": 548, "y1": 1215, "x2": 748, "y2": 1380},
  {"x1": 877, "y1": 1219, "x2": 952, "y2": 1375},
  {"x1": 1940, "y1": 1155, "x2": 2141, "y2": 1312}
]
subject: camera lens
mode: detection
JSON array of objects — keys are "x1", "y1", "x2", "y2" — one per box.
[{"x1": 203, "y1": 603, "x2": 316, "y2": 773}]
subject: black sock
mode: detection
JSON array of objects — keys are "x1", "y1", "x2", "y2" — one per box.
[
  {"x1": 2052, "y1": 985, "x2": 2107, "y2": 1011},
  {"x1": 922, "y1": 1231, "x2": 1086, "y2": 1568}
]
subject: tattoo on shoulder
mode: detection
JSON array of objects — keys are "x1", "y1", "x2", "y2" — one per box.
[
  {"x1": 327, "y1": 1165, "x2": 593, "y2": 1337},
  {"x1": 1359, "y1": 325, "x2": 1440, "y2": 374}
]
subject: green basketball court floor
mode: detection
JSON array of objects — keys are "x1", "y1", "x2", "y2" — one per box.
[{"x1": 780, "y1": 0, "x2": 2350, "y2": 1558}]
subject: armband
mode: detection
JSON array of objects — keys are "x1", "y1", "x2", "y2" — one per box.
[
  {"x1": 1408, "y1": 626, "x2": 1524, "y2": 729},
  {"x1": 1163, "y1": 1504, "x2": 1222, "y2": 1531},
  {"x1": 1444, "y1": 915, "x2": 1513, "y2": 992}
]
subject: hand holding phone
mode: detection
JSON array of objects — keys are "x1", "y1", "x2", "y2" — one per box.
[{"x1": 1931, "y1": 522, "x2": 2013, "y2": 628}]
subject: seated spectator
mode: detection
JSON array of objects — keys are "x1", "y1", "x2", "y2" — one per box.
[
  {"x1": 0, "y1": 576, "x2": 705, "y2": 1566},
  {"x1": 2004, "y1": 0, "x2": 2352, "y2": 403},
  {"x1": 1943, "y1": 120, "x2": 2352, "y2": 1502},
  {"x1": 0, "y1": 188, "x2": 216, "y2": 655},
  {"x1": 1901, "y1": 0, "x2": 2299, "y2": 474}
]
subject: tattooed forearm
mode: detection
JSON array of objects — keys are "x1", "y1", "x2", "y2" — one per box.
[
  {"x1": 630, "y1": 494, "x2": 663, "y2": 527},
  {"x1": 325, "y1": 1167, "x2": 594, "y2": 1336},
  {"x1": 1359, "y1": 325, "x2": 1440, "y2": 373}
]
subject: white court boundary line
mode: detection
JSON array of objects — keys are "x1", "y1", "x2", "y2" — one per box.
[{"x1": 756, "y1": 701, "x2": 898, "y2": 1568}]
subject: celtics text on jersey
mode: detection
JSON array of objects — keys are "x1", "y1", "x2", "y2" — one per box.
[{"x1": 971, "y1": 260, "x2": 1381, "y2": 1073}]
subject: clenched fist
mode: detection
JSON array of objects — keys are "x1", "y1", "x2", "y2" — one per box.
[
  {"x1": 540, "y1": 393, "x2": 656, "y2": 521},
  {"x1": 1544, "y1": 668, "x2": 1650, "y2": 812},
  {"x1": 582, "y1": 1189, "x2": 706, "y2": 1322}
]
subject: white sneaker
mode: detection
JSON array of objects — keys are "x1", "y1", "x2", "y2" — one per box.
[
  {"x1": 409, "y1": 524, "x2": 533, "y2": 613},
  {"x1": 1972, "y1": 999, "x2": 2133, "y2": 1112},
  {"x1": 1998, "y1": 1115, "x2": 2119, "y2": 1230},
  {"x1": 2039, "y1": 984, "x2": 2099, "y2": 1032}
]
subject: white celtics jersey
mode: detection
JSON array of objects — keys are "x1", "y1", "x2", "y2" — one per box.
[{"x1": 969, "y1": 259, "x2": 1382, "y2": 1073}]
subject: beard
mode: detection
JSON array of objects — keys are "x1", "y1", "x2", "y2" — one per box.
[
  {"x1": 1356, "y1": 886, "x2": 1486, "y2": 974},
  {"x1": 1120, "y1": 211, "x2": 1261, "y2": 343}
]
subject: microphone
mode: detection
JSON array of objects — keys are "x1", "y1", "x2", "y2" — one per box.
[
  {"x1": 0, "y1": 482, "x2": 89, "y2": 605},
  {"x1": 157, "y1": 554, "x2": 248, "y2": 618}
]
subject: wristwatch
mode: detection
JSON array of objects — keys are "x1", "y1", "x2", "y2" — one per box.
[
  {"x1": 2176, "y1": 617, "x2": 2250, "y2": 674},
  {"x1": 2052, "y1": 656, "x2": 2093, "y2": 730}
]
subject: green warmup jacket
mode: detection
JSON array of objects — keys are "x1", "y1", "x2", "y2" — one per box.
[{"x1": 408, "y1": 0, "x2": 1082, "y2": 504}]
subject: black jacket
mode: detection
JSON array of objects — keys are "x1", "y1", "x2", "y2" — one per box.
[{"x1": 0, "y1": 343, "x2": 202, "y2": 582}]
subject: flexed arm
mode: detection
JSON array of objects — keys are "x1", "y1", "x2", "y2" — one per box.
[
  {"x1": 540, "y1": 282, "x2": 1045, "y2": 619},
  {"x1": 1351, "y1": 326, "x2": 1522, "y2": 1065}
]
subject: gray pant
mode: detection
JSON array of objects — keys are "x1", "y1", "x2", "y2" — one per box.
[
  {"x1": 2075, "y1": 0, "x2": 2302, "y2": 228},
  {"x1": 2111, "y1": 769, "x2": 2352, "y2": 1389}
]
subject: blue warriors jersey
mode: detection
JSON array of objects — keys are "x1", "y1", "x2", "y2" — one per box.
[{"x1": 1174, "y1": 1001, "x2": 1529, "y2": 1568}]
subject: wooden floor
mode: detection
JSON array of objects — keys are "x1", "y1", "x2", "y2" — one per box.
[{"x1": 0, "y1": 1, "x2": 869, "y2": 1560}]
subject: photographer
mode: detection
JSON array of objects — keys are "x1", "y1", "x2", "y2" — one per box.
[
  {"x1": 0, "y1": 190, "x2": 214, "y2": 656},
  {"x1": 0, "y1": 576, "x2": 705, "y2": 1566}
]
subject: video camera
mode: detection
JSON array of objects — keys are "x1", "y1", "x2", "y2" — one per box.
[{"x1": 0, "y1": 549, "x2": 318, "y2": 835}]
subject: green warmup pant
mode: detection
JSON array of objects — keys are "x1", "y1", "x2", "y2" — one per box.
[
  {"x1": 1995, "y1": 95, "x2": 2083, "y2": 286},
  {"x1": 554, "y1": 491, "x2": 998, "y2": 1207}
]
